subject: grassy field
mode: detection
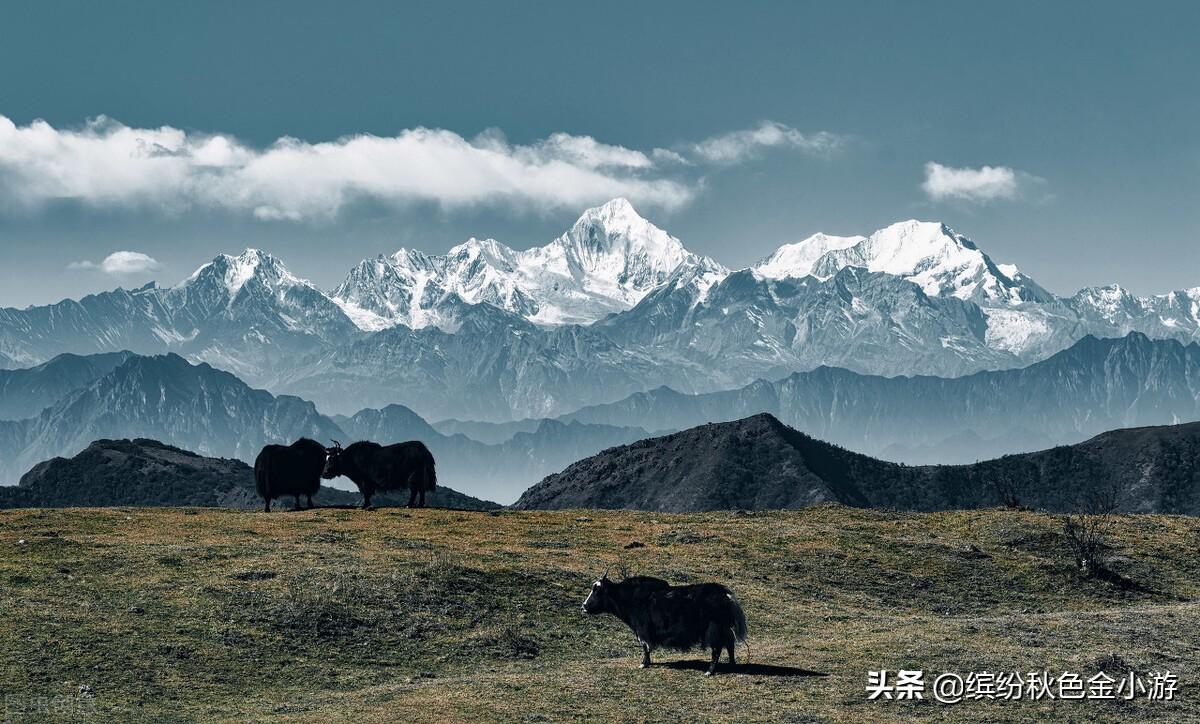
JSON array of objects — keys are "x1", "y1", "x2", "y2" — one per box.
[{"x1": 1, "y1": 505, "x2": 1198, "y2": 722}]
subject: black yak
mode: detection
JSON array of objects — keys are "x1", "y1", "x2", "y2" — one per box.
[
  {"x1": 581, "y1": 573, "x2": 748, "y2": 675},
  {"x1": 321, "y1": 439, "x2": 437, "y2": 509},
  {"x1": 254, "y1": 438, "x2": 327, "y2": 512}
]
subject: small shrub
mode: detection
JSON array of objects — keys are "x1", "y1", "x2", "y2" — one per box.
[
  {"x1": 1062, "y1": 483, "x2": 1120, "y2": 578},
  {"x1": 468, "y1": 624, "x2": 541, "y2": 660}
]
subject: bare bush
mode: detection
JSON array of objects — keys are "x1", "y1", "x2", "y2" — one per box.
[{"x1": 1062, "y1": 483, "x2": 1121, "y2": 577}]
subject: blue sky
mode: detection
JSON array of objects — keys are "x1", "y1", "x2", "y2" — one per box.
[{"x1": 0, "y1": 0, "x2": 1197, "y2": 306}]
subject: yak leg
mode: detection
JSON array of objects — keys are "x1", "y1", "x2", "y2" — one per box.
[
  {"x1": 726, "y1": 638, "x2": 737, "y2": 666},
  {"x1": 306, "y1": 494, "x2": 314, "y2": 509},
  {"x1": 292, "y1": 494, "x2": 302, "y2": 511},
  {"x1": 263, "y1": 498, "x2": 271, "y2": 513},
  {"x1": 705, "y1": 622, "x2": 722, "y2": 675},
  {"x1": 361, "y1": 491, "x2": 373, "y2": 510},
  {"x1": 419, "y1": 488, "x2": 427, "y2": 507},
  {"x1": 407, "y1": 488, "x2": 418, "y2": 508},
  {"x1": 639, "y1": 641, "x2": 651, "y2": 668}
]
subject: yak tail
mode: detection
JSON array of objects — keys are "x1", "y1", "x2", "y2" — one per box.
[
  {"x1": 729, "y1": 593, "x2": 749, "y2": 643},
  {"x1": 728, "y1": 592, "x2": 750, "y2": 663},
  {"x1": 424, "y1": 456, "x2": 438, "y2": 491}
]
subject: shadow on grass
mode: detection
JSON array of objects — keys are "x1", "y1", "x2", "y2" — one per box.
[
  {"x1": 1094, "y1": 566, "x2": 1156, "y2": 594},
  {"x1": 652, "y1": 661, "x2": 827, "y2": 677},
  {"x1": 287, "y1": 504, "x2": 496, "y2": 513}
]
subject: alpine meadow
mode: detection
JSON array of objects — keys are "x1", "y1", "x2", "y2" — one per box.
[{"x1": 1, "y1": 2, "x2": 1198, "y2": 722}]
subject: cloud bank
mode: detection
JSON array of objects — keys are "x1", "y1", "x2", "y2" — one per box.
[
  {"x1": 68, "y1": 250, "x2": 161, "y2": 275},
  {"x1": 0, "y1": 116, "x2": 695, "y2": 220},
  {"x1": 921, "y1": 162, "x2": 1039, "y2": 203},
  {"x1": 0, "y1": 116, "x2": 848, "y2": 221},
  {"x1": 690, "y1": 121, "x2": 843, "y2": 164}
]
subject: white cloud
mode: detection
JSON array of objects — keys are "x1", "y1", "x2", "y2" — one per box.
[
  {"x1": 921, "y1": 162, "x2": 1037, "y2": 202},
  {"x1": 69, "y1": 250, "x2": 161, "y2": 275},
  {"x1": 521, "y1": 132, "x2": 655, "y2": 170},
  {"x1": 690, "y1": 121, "x2": 843, "y2": 164},
  {"x1": 0, "y1": 115, "x2": 694, "y2": 220}
]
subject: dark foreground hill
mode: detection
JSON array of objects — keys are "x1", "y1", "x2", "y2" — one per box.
[
  {"x1": 515, "y1": 413, "x2": 1200, "y2": 513},
  {"x1": 0, "y1": 438, "x2": 499, "y2": 510}
]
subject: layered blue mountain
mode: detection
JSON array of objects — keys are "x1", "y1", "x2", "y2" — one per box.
[
  {"x1": 0, "y1": 351, "x2": 134, "y2": 419},
  {"x1": 556, "y1": 333, "x2": 1200, "y2": 463},
  {"x1": 0, "y1": 353, "x2": 648, "y2": 502}
]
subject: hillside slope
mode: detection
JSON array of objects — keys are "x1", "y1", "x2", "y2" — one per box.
[
  {"x1": 0, "y1": 506, "x2": 1195, "y2": 722},
  {"x1": 1, "y1": 438, "x2": 262, "y2": 508},
  {"x1": 515, "y1": 414, "x2": 1200, "y2": 513}
]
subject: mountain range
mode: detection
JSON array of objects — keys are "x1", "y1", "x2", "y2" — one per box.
[
  {"x1": 2, "y1": 335, "x2": 1199, "y2": 506},
  {"x1": 1, "y1": 199, "x2": 1197, "y2": 420},
  {"x1": 0, "y1": 352, "x2": 649, "y2": 502},
  {"x1": 515, "y1": 413, "x2": 1200, "y2": 514},
  {"x1": 556, "y1": 332, "x2": 1200, "y2": 463}
]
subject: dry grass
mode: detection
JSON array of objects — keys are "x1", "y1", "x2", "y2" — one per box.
[{"x1": 1, "y1": 505, "x2": 1199, "y2": 722}]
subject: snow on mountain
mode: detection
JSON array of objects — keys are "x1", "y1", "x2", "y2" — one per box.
[
  {"x1": 753, "y1": 220, "x2": 1053, "y2": 305},
  {"x1": 753, "y1": 232, "x2": 865, "y2": 280},
  {"x1": 330, "y1": 198, "x2": 727, "y2": 330},
  {"x1": 2, "y1": 200, "x2": 1199, "y2": 423}
]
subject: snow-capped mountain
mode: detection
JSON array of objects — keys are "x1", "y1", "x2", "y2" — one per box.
[
  {"x1": 0, "y1": 248, "x2": 362, "y2": 385},
  {"x1": 162, "y1": 248, "x2": 360, "y2": 379},
  {"x1": 331, "y1": 198, "x2": 727, "y2": 330},
  {"x1": 1, "y1": 200, "x2": 1198, "y2": 421},
  {"x1": 752, "y1": 220, "x2": 1053, "y2": 305}
]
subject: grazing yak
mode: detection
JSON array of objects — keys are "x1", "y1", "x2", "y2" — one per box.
[
  {"x1": 254, "y1": 438, "x2": 327, "y2": 512},
  {"x1": 322, "y1": 439, "x2": 437, "y2": 509},
  {"x1": 581, "y1": 573, "x2": 748, "y2": 675}
]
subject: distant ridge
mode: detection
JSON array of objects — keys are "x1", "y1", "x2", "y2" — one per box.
[
  {"x1": 0, "y1": 351, "x2": 134, "y2": 420},
  {"x1": 514, "y1": 414, "x2": 1200, "y2": 514},
  {"x1": 557, "y1": 332, "x2": 1200, "y2": 463},
  {"x1": 0, "y1": 351, "x2": 650, "y2": 502}
]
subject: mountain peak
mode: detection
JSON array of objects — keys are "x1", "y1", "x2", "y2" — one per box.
[
  {"x1": 575, "y1": 197, "x2": 640, "y2": 226},
  {"x1": 753, "y1": 219, "x2": 1049, "y2": 305},
  {"x1": 179, "y1": 248, "x2": 305, "y2": 297},
  {"x1": 753, "y1": 232, "x2": 866, "y2": 280},
  {"x1": 331, "y1": 199, "x2": 714, "y2": 330},
  {"x1": 559, "y1": 198, "x2": 691, "y2": 272}
]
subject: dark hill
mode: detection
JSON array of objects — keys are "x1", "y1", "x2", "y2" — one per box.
[
  {"x1": 513, "y1": 414, "x2": 1200, "y2": 514},
  {"x1": 0, "y1": 438, "x2": 501, "y2": 510},
  {"x1": 1, "y1": 438, "x2": 261, "y2": 508}
]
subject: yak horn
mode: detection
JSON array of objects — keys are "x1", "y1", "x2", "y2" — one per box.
[{"x1": 329, "y1": 439, "x2": 342, "y2": 449}]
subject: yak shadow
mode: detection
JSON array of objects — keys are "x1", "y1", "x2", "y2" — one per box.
[
  {"x1": 294, "y1": 504, "x2": 497, "y2": 514},
  {"x1": 651, "y1": 661, "x2": 826, "y2": 677}
]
